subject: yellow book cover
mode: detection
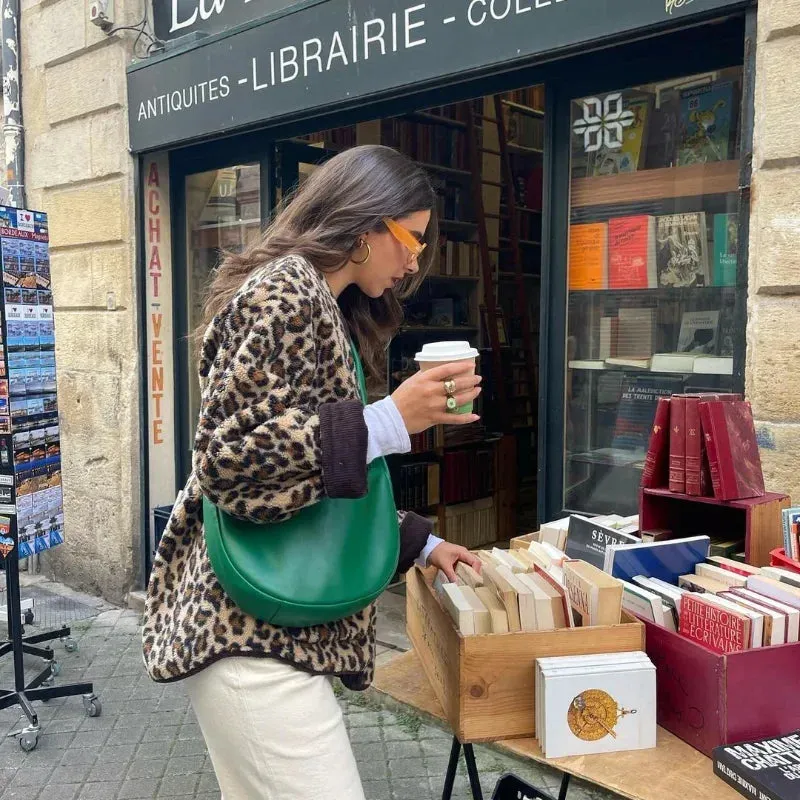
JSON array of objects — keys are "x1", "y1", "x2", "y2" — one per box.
[{"x1": 569, "y1": 223, "x2": 608, "y2": 290}]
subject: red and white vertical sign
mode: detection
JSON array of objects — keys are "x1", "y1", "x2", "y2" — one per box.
[{"x1": 145, "y1": 156, "x2": 176, "y2": 507}]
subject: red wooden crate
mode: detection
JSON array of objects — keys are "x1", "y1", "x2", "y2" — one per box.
[
  {"x1": 770, "y1": 547, "x2": 800, "y2": 574},
  {"x1": 642, "y1": 618, "x2": 800, "y2": 757},
  {"x1": 640, "y1": 488, "x2": 789, "y2": 567}
]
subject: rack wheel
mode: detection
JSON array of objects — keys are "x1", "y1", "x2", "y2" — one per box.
[
  {"x1": 50, "y1": 661, "x2": 61, "y2": 677},
  {"x1": 83, "y1": 694, "x2": 102, "y2": 718},
  {"x1": 24, "y1": 609, "x2": 34, "y2": 625},
  {"x1": 19, "y1": 731, "x2": 38, "y2": 752},
  {"x1": 63, "y1": 638, "x2": 78, "y2": 653}
]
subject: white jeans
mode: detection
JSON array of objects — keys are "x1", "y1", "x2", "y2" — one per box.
[{"x1": 185, "y1": 656, "x2": 367, "y2": 800}]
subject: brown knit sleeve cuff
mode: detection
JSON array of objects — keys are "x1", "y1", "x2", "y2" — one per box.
[
  {"x1": 318, "y1": 399, "x2": 368, "y2": 499},
  {"x1": 397, "y1": 511, "x2": 434, "y2": 574}
]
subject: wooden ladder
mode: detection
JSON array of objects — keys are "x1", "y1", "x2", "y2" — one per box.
[
  {"x1": 465, "y1": 102, "x2": 511, "y2": 431},
  {"x1": 467, "y1": 100, "x2": 539, "y2": 434}
]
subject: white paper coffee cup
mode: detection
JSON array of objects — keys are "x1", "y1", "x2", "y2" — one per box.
[{"x1": 414, "y1": 341, "x2": 479, "y2": 414}]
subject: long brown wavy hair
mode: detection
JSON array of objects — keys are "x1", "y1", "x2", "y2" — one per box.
[{"x1": 199, "y1": 145, "x2": 439, "y2": 377}]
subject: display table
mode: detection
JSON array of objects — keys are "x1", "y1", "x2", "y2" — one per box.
[{"x1": 373, "y1": 651, "x2": 741, "y2": 800}]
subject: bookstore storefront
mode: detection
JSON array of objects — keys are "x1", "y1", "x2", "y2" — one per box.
[{"x1": 128, "y1": 0, "x2": 755, "y2": 573}]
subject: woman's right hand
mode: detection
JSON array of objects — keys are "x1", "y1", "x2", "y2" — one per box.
[{"x1": 391, "y1": 361, "x2": 482, "y2": 435}]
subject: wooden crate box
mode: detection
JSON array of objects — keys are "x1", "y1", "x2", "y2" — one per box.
[
  {"x1": 405, "y1": 566, "x2": 645, "y2": 742},
  {"x1": 642, "y1": 618, "x2": 800, "y2": 757},
  {"x1": 641, "y1": 488, "x2": 789, "y2": 567}
]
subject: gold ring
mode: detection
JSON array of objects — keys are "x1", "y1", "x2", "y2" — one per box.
[
  {"x1": 443, "y1": 379, "x2": 456, "y2": 397},
  {"x1": 446, "y1": 396, "x2": 458, "y2": 411}
]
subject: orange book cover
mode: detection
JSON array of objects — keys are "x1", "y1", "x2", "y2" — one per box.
[
  {"x1": 608, "y1": 215, "x2": 656, "y2": 289},
  {"x1": 569, "y1": 223, "x2": 607, "y2": 290}
]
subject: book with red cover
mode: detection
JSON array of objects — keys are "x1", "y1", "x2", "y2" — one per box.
[
  {"x1": 684, "y1": 393, "x2": 741, "y2": 496},
  {"x1": 641, "y1": 397, "x2": 670, "y2": 489},
  {"x1": 668, "y1": 396, "x2": 686, "y2": 492},
  {"x1": 679, "y1": 592, "x2": 750, "y2": 654},
  {"x1": 698, "y1": 400, "x2": 766, "y2": 501},
  {"x1": 607, "y1": 215, "x2": 657, "y2": 289}
]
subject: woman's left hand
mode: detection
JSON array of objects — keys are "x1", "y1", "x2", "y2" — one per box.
[{"x1": 427, "y1": 542, "x2": 483, "y2": 583}]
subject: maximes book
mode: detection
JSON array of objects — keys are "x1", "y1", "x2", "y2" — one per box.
[{"x1": 714, "y1": 732, "x2": 800, "y2": 800}]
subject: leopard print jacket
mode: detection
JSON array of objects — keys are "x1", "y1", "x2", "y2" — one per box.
[{"x1": 142, "y1": 255, "x2": 432, "y2": 688}]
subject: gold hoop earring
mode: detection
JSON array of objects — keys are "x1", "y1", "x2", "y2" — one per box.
[{"x1": 351, "y1": 240, "x2": 371, "y2": 265}]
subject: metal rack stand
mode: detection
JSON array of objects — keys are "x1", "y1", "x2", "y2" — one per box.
[{"x1": 0, "y1": 550, "x2": 101, "y2": 751}]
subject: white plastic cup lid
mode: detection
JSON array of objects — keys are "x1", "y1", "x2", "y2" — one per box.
[{"x1": 414, "y1": 341, "x2": 479, "y2": 363}]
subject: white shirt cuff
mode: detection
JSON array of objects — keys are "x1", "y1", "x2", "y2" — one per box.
[
  {"x1": 415, "y1": 533, "x2": 444, "y2": 568},
  {"x1": 363, "y1": 396, "x2": 411, "y2": 463}
]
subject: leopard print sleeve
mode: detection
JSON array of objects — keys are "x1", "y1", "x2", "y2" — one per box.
[{"x1": 192, "y1": 265, "x2": 368, "y2": 523}]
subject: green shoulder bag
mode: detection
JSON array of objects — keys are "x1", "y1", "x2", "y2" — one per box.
[{"x1": 203, "y1": 343, "x2": 400, "y2": 627}]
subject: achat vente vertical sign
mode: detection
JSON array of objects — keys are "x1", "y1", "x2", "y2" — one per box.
[{"x1": 145, "y1": 157, "x2": 176, "y2": 513}]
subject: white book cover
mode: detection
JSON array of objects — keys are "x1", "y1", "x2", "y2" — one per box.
[
  {"x1": 747, "y1": 575, "x2": 800, "y2": 610},
  {"x1": 540, "y1": 663, "x2": 657, "y2": 758},
  {"x1": 441, "y1": 583, "x2": 475, "y2": 635},
  {"x1": 762, "y1": 566, "x2": 800, "y2": 590},
  {"x1": 693, "y1": 355, "x2": 733, "y2": 375},
  {"x1": 621, "y1": 580, "x2": 665, "y2": 626},
  {"x1": 536, "y1": 655, "x2": 651, "y2": 751},
  {"x1": 732, "y1": 588, "x2": 800, "y2": 643}
]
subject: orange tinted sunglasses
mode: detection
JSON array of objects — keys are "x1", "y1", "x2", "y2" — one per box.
[{"x1": 384, "y1": 217, "x2": 427, "y2": 259}]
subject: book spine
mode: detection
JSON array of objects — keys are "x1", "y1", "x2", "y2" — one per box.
[
  {"x1": 713, "y1": 752, "x2": 781, "y2": 800},
  {"x1": 668, "y1": 396, "x2": 686, "y2": 493},
  {"x1": 698, "y1": 402, "x2": 723, "y2": 499},
  {"x1": 685, "y1": 397, "x2": 702, "y2": 496},
  {"x1": 641, "y1": 397, "x2": 670, "y2": 489},
  {"x1": 707, "y1": 404, "x2": 739, "y2": 501}
]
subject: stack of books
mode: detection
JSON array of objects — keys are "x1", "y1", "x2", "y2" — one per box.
[
  {"x1": 641, "y1": 393, "x2": 766, "y2": 500},
  {"x1": 535, "y1": 652, "x2": 657, "y2": 759},
  {"x1": 604, "y1": 534, "x2": 800, "y2": 653},
  {"x1": 434, "y1": 543, "x2": 626, "y2": 636}
]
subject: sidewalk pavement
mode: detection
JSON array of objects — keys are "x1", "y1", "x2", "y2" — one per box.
[{"x1": 0, "y1": 578, "x2": 623, "y2": 800}]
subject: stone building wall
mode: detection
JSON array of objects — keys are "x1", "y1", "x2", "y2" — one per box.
[
  {"x1": 14, "y1": 0, "x2": 800, "y2": 604},
  {"x1": 21, "y1": 0, "x2": 144, "y2": 602},
  {"x1": 749, "y1": 1, "x2": 800, "y2": 501}
]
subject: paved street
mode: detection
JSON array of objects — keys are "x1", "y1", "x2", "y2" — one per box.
[{"x1": 0, "y1": 579, "x2": 621, "y2": 800}]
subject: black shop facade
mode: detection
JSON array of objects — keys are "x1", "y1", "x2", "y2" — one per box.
[{"x1": 128, "y1": 0, "x2": 754, "y2": 579}]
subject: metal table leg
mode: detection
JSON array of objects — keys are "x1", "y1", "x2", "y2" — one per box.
[
  {"x1": 463, "y1": 743, "x2": 484, "y2": 800},
  {"x1": 442, "y1": 737, "x2": 461, "y2": 800}
]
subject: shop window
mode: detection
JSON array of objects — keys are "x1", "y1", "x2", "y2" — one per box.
[
  {"x1": 184, "y1": 164, "x2": 261, "y2": 451},
  {"x1": 280, "y1": 85, "x2": 545, "y2": 541},
  {"x1": 565, "y1": 67, "x2": 743, "y2": 516}
]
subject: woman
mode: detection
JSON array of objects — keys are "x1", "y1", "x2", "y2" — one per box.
[{"x1": 143, "y1": 144, "x2": 484, "y2": 799}]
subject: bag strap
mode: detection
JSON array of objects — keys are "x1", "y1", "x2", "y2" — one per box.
[{"x1": 350, "y1": 341, "x2": 368, "y2": 404}]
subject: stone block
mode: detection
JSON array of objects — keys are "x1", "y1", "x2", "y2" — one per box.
[
  {"x1": 45, "y1": 43, "x2": 126, "y2": 124},
  {"x1": 50, "y1": 248, "x2": 95, "y2": 307},
  {"x1": 758, "y1": 0, "x2": 800, "y2": 41},
  {"x1": 754, "y1": 421, "x2": 800, "y2": 508},
  {"x1": 59, "y1": 429, "x2": 123, "y2": 503},
  {"x1": 91, "y1": 109, "x2": 131, "y2": 178},
  {"x1": 19, "y1": 58, "x2": 48, "y2": 140},
  {"x1": 755, "y1": 36, "x2": 800, "y2": 166},
  {"x1": 46, "y1": 179, "x2": 128, "y2": 247},
  {"x1": 27, "y1": 117, "x2": 92, "y2": 189},
  {"x1": 56, "y1": 368, "x2": 124, "y2": 435},
  {"x1": 746, "y1": 297, "x2": 800, "y2": 420},
  {"x1": 23, "y1": 0, "x2": 86, "y2": 69},
  {"x1": 91, "y1": 243, "x2": 135, "y2": 308},
  {"x1": 749, "y1": 167, "x2": 800, "y2": 293}
]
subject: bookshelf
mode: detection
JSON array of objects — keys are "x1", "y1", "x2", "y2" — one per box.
[
  {"x1": 570, "y1": 160, "x2": 739, "y2": 207},
  {"x1": 291, "y1": 88, "x2": 545, "y2": 545},
  {"x1": 563, "y1": 66, "x2": 744, "y2": 517}
]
